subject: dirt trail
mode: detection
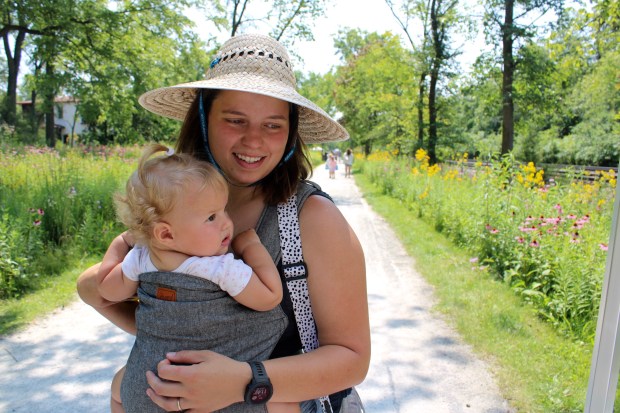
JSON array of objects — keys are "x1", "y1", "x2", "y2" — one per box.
[{"x1": 0, "y1": 163, "x2": 513, "y2": 412}]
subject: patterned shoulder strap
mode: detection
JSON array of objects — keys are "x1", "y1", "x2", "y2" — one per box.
[{"x1": 277, "y1": 194, "x2": 333, "y2": 413}]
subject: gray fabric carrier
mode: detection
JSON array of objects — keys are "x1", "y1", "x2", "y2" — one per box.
[{"x1": 120, "y1": 181, "x2": 320, "y2": 413}]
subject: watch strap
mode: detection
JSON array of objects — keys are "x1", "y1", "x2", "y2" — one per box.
[{"x1": 249, "y1": 361, "x2": 269, "y2": 383}]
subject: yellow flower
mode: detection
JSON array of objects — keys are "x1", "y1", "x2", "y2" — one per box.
[
  {"x1": 427, "y1": 164, "x2": 441, "y2": 177},
  {"x1": 415, "y1": 149, "x2": 429, "y2": 162}
]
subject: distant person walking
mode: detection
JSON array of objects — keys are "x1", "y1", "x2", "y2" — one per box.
[
  {"x1": 327, "y1": 153, "x2": 338, "y2": 179},
  {"x1": 344, "y1": 149, "x2": 354, "y2": 178},
  {"x1": 333, "y1": 148, "x2": 341, "y2": 162}
]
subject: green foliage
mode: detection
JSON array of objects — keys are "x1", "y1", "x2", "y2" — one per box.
[
  {"x1": 0, "y1": 145, "x2": 136, "y2": 298},
  {"x1": 332, "y1": 30, "x2": 418, "y2": 154},
  {"x1": 363, "y1": 153, "x2": 615, "y2": 341}
]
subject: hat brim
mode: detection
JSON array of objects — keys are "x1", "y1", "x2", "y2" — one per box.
[{"x1": 139, "y1": 74, "x2": 349, "y2": 144}]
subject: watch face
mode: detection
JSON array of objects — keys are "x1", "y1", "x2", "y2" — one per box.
[{"x1": 250, "y1": 385, "x2": 272, "y2": 403}]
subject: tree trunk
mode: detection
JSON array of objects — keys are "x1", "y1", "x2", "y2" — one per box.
[
  {"x1": 501, "y1": 0, "x2": 515, "y2": 154},
  {"x1": 30, "y1": 89, "x2": 38, "y2": 137},
  {"x1": 45, "y1": 62, "x2": 56, "y2": 148},
  {"x1": 427, "y1": 0, "x2": 441, "y2": 165},
  {"x1": 1, "y1": 29, "x2": 26, "y2": 126},
  {"x1": 428, "y1": 69, "x2": 438, "y2": 164},
  {"x1": 417, "y1": 71, "x2": 426, "y2": 149}
]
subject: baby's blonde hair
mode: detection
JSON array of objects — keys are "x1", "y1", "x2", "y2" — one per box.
[{"x1": 115, "y1": 143, "x2": 227, "y2": 247}]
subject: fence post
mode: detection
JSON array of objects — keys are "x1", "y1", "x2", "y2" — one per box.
[{"x1": 584, "y1": 162, "x2": 620, "y2": 412}]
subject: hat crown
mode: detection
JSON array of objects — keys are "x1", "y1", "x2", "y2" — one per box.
[{"x1": 206, "y1": 34, "x2": 296, "y2": 89}]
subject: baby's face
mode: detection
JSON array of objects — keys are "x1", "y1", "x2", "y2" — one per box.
[{"x1": 165, "y1": 180, "x2": 232, "y2": 257}]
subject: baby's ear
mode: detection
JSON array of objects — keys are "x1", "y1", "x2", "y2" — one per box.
[{"x1": 153, "y1": 222, "x2": 174, "y2": 244}]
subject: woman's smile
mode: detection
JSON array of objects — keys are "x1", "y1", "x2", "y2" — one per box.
[{"x1": 234, "y1": 153, "x2": 265, "y2": 165}]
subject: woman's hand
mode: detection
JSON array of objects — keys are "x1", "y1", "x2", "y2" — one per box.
[{"x1": 146, "y1": 350, "x2": 250, "y2": 412}]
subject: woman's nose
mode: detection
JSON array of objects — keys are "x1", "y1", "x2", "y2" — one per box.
[{"x1": 241, "y1": 125, "x2": 262, "y2": 147}]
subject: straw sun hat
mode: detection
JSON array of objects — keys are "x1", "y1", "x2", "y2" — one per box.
[{"x1": 139, "y1": 33, "x2": 349, "y2": 144}]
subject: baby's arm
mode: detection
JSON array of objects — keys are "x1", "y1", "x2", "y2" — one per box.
[
  {"x1": 231, "y1": 229, "x2": 283, "y2": 311},
  {"x1": 97, "y1": 233, "x2": 139, "y2": 302}
]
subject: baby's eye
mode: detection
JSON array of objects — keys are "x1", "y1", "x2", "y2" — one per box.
[{"x1": 207, "y1": 214, "x2": 216, "y2": 222}]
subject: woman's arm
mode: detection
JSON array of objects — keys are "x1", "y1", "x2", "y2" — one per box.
[
  {"x1": 76, "y1": 233, "x2": 139, "y2": 335},
  {"x1": 266, "y1": 194, "x2": 370, "y2": 399},
  {"x1": 77, "y1": 263, "x2": 139, "y2": 335},
  {"x1": 145, "y1": 195, "x2": 370, "y2": 411}
]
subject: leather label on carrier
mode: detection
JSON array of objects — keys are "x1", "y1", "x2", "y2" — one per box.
[{"x1": 156, "y1": 287, "x2": 177, "y2": 302}]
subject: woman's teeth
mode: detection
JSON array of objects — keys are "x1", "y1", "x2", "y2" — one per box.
[{"x1": 236, "y1": 154, "x2": 262, "y2": 163}]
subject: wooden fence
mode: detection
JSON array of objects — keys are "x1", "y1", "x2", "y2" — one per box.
[{"x1": 443, "y1": 160, "x2": 617, "y2": 184}]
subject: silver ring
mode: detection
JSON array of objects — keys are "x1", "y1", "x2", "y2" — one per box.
[{"x1": 177, "y1": 397, "x2": 183, "y2": 412}]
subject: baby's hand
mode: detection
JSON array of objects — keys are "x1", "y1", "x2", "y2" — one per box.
[{"x1": 231, "y1": 229, "x2": 260, "y2": 254}]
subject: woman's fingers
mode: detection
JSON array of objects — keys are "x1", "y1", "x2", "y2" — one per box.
[
  {"x1": 145, "y1": 370, "x2": 185, "y2": 398},
  {"x1": 145, "y1": 386, "x2": 186, "y2": 412},
  {"x1": 165, "y1": 350, "x2": 215, "y2": 366}
]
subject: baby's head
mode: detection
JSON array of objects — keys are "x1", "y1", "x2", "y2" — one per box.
[{"x1": 115, "y1": 143, "x2": 228, "y2": 247}]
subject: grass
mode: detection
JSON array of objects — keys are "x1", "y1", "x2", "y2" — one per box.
[
  {"x1": 355, "y1": 172, "x2": 594, "y2": 412},
  {"x1": 0, "y1": 255, "x2": 99, "y2": 336}
]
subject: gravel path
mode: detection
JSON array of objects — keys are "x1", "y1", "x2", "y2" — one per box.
[{"x1": 0, "y1": 164, "x2": 514, "y2": 413}]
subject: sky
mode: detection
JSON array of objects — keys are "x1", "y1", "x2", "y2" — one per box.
[{"x1": 190, "y1": 0, "x2": 487, "y2": 76}]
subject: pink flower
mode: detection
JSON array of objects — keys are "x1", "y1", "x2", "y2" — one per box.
[
  {"x1": 515, "y1": 237, "x2": 525, "y2": 243},
  {"x1": 490, "y1": 228, "x2": 499, "y2": 234},
  {"x1": 469, "y1": 257, "x2": 479, "y2": 263},
  {"x1": 37, "y1": 208, "x2": 44, "y2": 215},
  {"x1": 600, "y1": 243, "x2": 609, "y2": 251},
  {"x1": 33, "y1": 219, "x2": 41, "y2": 226},
  {"x1": 529, "y1": 240, "x2": 540, "y2": 248}
]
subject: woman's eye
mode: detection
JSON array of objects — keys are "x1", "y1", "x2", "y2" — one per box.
[
  {"x1": 266, "y1": 123, "x2": 282, "y2": 130},
  {"x1": 227, "y1": 118, "x2": 244, "y2": 125}
]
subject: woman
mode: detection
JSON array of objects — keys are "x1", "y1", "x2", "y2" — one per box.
[{"x1": 77, "y1": 33, "x2": 370, "y2": 413}]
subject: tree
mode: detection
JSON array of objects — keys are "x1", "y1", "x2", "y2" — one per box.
[
  {"x1": 483, "y1": 0, "x2": 564, "y2": 154},
  {"x1": 1, "y1": 0, "x2": 34, "y2": 126},
  {"x1": 385, "y1": 0, "x2": 465, "y2": 163},
  {"x1": 427, "y1": 0, "x2": 460, "y2": 163},
  {"x1": 333, "y1": 30, "x2": 417, "y2": 156},
  {"x1": 385, "y1": 0, "x2": 432, "y2": 151}
]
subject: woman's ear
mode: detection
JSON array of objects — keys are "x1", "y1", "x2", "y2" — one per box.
[{"x1": 153, "y1": 222, "x2": 174, "y2": 245}]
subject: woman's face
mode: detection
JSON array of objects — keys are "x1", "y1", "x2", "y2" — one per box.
[{"x1": 207, "y1": 90, "x2": 290, "y2": 186}]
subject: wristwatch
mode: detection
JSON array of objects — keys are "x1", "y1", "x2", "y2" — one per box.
[{"x1": 244, "y1": 361, "x2": 273, "y2": 404}]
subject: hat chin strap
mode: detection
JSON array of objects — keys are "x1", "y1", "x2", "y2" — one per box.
[{"x1": 198, "y1": 89, "x2": 294, "y2": 188}]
